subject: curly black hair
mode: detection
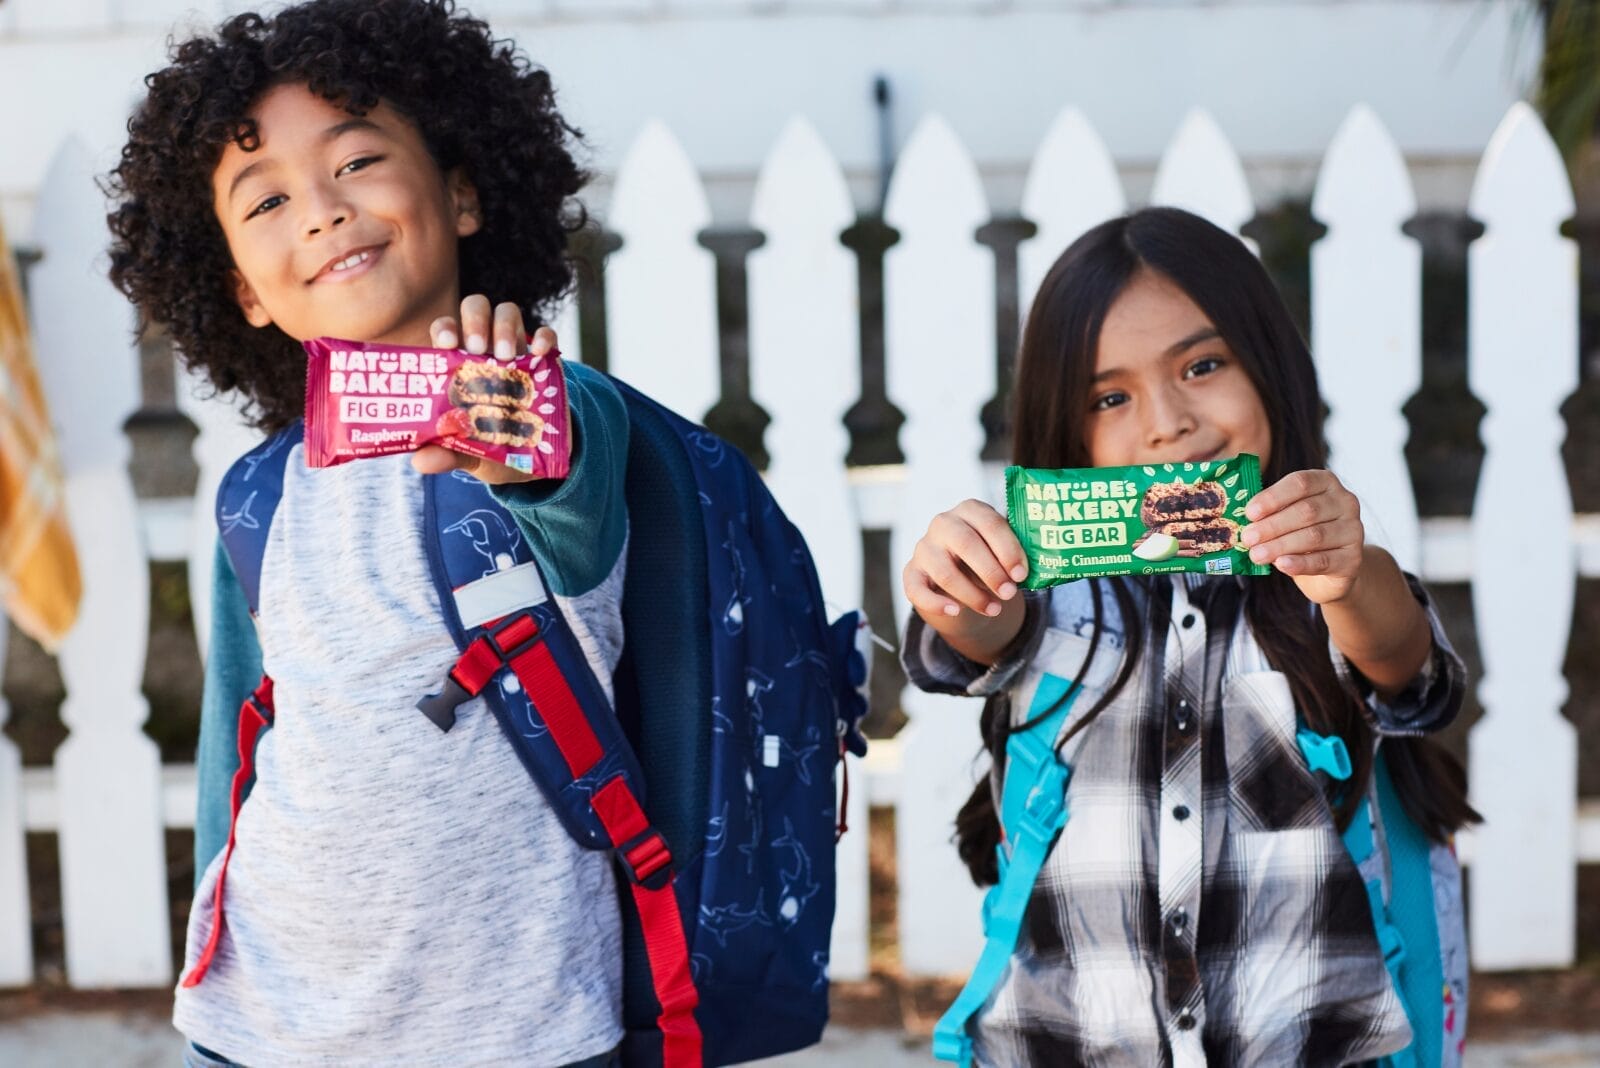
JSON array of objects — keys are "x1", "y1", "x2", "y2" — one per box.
[{"x1": 106, "y1": 0, "x2": 588, "y2": 431}]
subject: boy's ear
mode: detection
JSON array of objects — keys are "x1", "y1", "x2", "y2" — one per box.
[
  {"x1": 230, "y1": 270, "x2": 274, "y2": 328},
  {"x1": 449, "y1": 168, "x2": 482, "y2": 238}
]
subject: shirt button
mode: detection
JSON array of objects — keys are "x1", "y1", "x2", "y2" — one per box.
[
  {"x1": 1181, "y1": 612, "x2": 1197, "y2": 629},
  {"x1": 1172, "y1": 699, "x2": 1194, "y2": 733},
  {"x1": 1176, "y1": 1011, "x2": 1197, "y2": 1031},
  {"x1": 1169, "y1": 909, "x2": 1188, "y2": 931},
  {"x1": 1173, "y1": 804, "x2": 1191, "y2": 821}
]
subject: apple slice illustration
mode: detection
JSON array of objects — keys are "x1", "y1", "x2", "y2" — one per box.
[{"x1": 1132, "y1": 531, "x2": 1180, "y2": 562}]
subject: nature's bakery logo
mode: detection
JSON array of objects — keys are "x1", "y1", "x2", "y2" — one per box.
[
  {"x1": 1020, "y1": 478, "x2": 1139, "y2": 549},
  {"x1": 1006, "y1": 456, "x2": 1269, "y2": 588}
]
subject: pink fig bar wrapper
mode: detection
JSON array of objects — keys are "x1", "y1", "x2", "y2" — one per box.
[{"x1": 302, "y1": 336, "x2": 571, "y2": 478}]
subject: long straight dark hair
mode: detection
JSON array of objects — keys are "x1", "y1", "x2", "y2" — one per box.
[{"x1": 954, "y1": 206, "x2": 1478, "y2": 886}]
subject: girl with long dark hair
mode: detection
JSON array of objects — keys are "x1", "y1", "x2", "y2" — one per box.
[{"x1": 902, "y1": 206, "x2": 1476, "y2": 1066}]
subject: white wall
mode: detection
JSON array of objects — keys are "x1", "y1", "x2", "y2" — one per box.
[{"x1": 0, "y1": 0, "x2": 1538, "y2": 235}]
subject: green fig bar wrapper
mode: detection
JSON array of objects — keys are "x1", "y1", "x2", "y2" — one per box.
[{"x1": 1005, "y1": 454, "x2": 1273, "y2": 589}]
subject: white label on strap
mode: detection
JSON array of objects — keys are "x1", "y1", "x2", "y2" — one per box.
[
  {"x1": 453, "y1": 561, "x2": 549, "y2": 629},
  {"x1": 762, "y1": 734, "x2": 781, "y2": 768}
]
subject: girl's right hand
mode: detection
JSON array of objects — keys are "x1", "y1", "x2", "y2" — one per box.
[{"x1": 902, "y1": 500, "x2": 1030, "y2": 664}]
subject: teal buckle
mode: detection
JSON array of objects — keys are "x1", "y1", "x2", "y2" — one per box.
[
  {"x1": 980, "y1": 883, "x2": 999, "y2": 936},
  {"x1": 1377, "y1": 919, "x2": 1407, "y2": 969},
  {"x1": 932, "y1": 1028, "x2": 974, "y2": 1066},
  {"x1": 1004, "y1": 734, "x2": 1071, "y2": 843},
  {"x1": 1296, "y1": 729, "x2": 1352, "y2": 781},
  {"x1": 1363, "y1": 878, "x2": 1406, "y2": 972}
]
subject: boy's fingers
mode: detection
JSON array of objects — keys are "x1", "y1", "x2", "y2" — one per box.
[
  {"x1": 492, "y1": 302, "x2": 526, "y2": 362},
  {"x1": 529, "y1": 325, "x2": 558, "y2": 357},
  {"x1": 459, "y1": 294, "x2": 492, "y2": 353},
  {"x1": 429, "y1": 316, "x2": 461, "y2": 350},
  {"x1": 411, "y1": 445, "x2": 474, "y2": 476},
  {"x1": 411, "y1": 445, "x2": 534, "y2": 485}
]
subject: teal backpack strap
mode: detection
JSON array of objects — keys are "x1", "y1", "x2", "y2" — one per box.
[
  {"x1": 933, "y1": 673, "x2": 1083, "y2": 1067},
  {"x1": 1371, "y1": 754, "x2": 1447, "y2": 1068},
  {"x1": 1295, "y1": 730, "x2": 1421, "y2": 1068}
]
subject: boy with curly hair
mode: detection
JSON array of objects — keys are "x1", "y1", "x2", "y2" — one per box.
[{"x1": 106, "y1": 2, "x2": 630, "y2": 1063}]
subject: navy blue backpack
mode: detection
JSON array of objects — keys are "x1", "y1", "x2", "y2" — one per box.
[{"x1": 192, "y1": 376, "x2": 870, "y2": 1068}]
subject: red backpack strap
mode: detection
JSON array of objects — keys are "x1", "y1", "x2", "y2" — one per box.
[
  {"x1": 443, "y1": 614, "x2": 703, "y2": 1065},
  {"x1": 181, "y1": 676, "x2": 275, "y2": 988}
]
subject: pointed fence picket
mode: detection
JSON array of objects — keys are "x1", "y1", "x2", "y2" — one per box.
[
  {"x1": 1018, "y1": 107, "x2": 1128, "y2": 330},
  {"x1": 1311, "y1": 105, "x2": 1423, "y2": 571},
  {"x1": 26, "y1": 137, "x2": 170, "y2": 987},
  {"x1": 605, "y1": 120, "x2": 718, "y2": 421},
  {"x1": 884, "y1": 114, "x2": 995, "y2": 976},
  {"x1": 4, "y1": 101, "x2": 1596, "y2": 993},
  {"x1": 1465, "y1": 102, "x2": 1579, "y2": 971},
  {"x1": 1151, "y1": 109, "x2": 1256, "y2": 245}
]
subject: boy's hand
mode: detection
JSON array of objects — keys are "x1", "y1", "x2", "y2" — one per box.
[
  {"x1": 411, "y1": 295, "x2": 557, "y2": 485},
  {"x1": 1240, "y1": 469, "x2": 1365, "y2": 604},
  {"x1": 902, "y1": 499, "x2": 1029, "y2": 665}
]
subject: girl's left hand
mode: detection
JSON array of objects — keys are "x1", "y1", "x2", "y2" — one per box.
[
  {"x1": 411, "y1": 295, "x2": 557, "y2": 485},
  {"x1": 1239, "y1": 469, "x2": 1365, "y2": 604}
]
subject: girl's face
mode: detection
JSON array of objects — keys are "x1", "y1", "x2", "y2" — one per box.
[
  {"x1": 1084, "y1": 268, "x2": 1272, "y2": 470},
  {"x1": 210, "y1": 82, "x2": 480, "y2": 346}
]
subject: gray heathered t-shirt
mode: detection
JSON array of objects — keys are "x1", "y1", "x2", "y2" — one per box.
[{"x1": 173, "y1": 450, "x2": 624, "y2": 1066}]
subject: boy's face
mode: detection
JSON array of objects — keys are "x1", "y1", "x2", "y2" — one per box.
[{"x1": 211, "y1": 82, "x2": 480, "y2": 347}]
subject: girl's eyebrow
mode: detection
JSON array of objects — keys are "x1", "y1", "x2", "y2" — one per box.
[
  {"x1": 1164, "y1": 326, "x2": 1221, "y2": 357},
  {"x1": 1091, "y1": 326, "x2": 1222, "y2": 384}
]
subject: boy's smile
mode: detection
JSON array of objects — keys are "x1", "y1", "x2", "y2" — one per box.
[{"x1": 211, "y1": 82, "x2": 480, "y2": 346}]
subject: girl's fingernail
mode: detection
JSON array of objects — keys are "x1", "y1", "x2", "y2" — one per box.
[
  {"x1": 466, "y1": 333, "x2": 486, "y2": 353},
  {"x1": 1010, "y1": 565, "x2": 1028, "y2": 582},
  {"x1": 943, "y1": 603, "x2": 961, "y2": 616},
  {"x1": 998, "y1": 582, "x2": 1017, "y2": 599},
  {"x1": 1241, "y1": 528, "x2": 1257, "y2": 547},
  {"x1": 495, "y1": 339, "x2": 514, "y2": 361},
  {"x1": 1250, "y1": 546, "x2": 1268, "y2": 563},
  {"x1": 437, "y1": 329, "x2": 457, "y2": 349},
  {"x1": 985, "y1": 603, "x2": 1002, "y2": 617}
]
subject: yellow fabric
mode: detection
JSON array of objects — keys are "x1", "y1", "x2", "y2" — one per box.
[{"x1": 0, "y1": 216, "x2": 80, "y2": 648}]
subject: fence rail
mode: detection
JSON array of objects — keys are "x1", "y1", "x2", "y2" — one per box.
[{"x1": 0, "y1": 101, "x2": 1590, "y2": 988}]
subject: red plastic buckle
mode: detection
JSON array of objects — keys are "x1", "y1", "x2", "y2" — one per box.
[
  {"x1": 485, "y1": 614, "x2": 543, "y2": 661},
  {"x1": 618, "y1": 828, "x2": 674, "y2": 890},
  {"x1": 417, "y1": 615, "x2": 544, "y2": 732}
]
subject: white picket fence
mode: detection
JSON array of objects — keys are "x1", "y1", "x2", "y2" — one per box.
[{"x1": 3, "y1": 101, "x2": 1596, "y2": 991}]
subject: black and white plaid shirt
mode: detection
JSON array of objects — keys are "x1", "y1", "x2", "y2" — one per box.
[{"x1": 904, "y1": 574, "x2": 1467, "y2": 1068}]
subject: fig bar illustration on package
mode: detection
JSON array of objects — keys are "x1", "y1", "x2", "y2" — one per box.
[
  {"x1": 1006, "y1": 454, "x2": 1273, "y2": 589},
  {"x1": 303, "y1": 337, "x2": 570, "y2": 477}
]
